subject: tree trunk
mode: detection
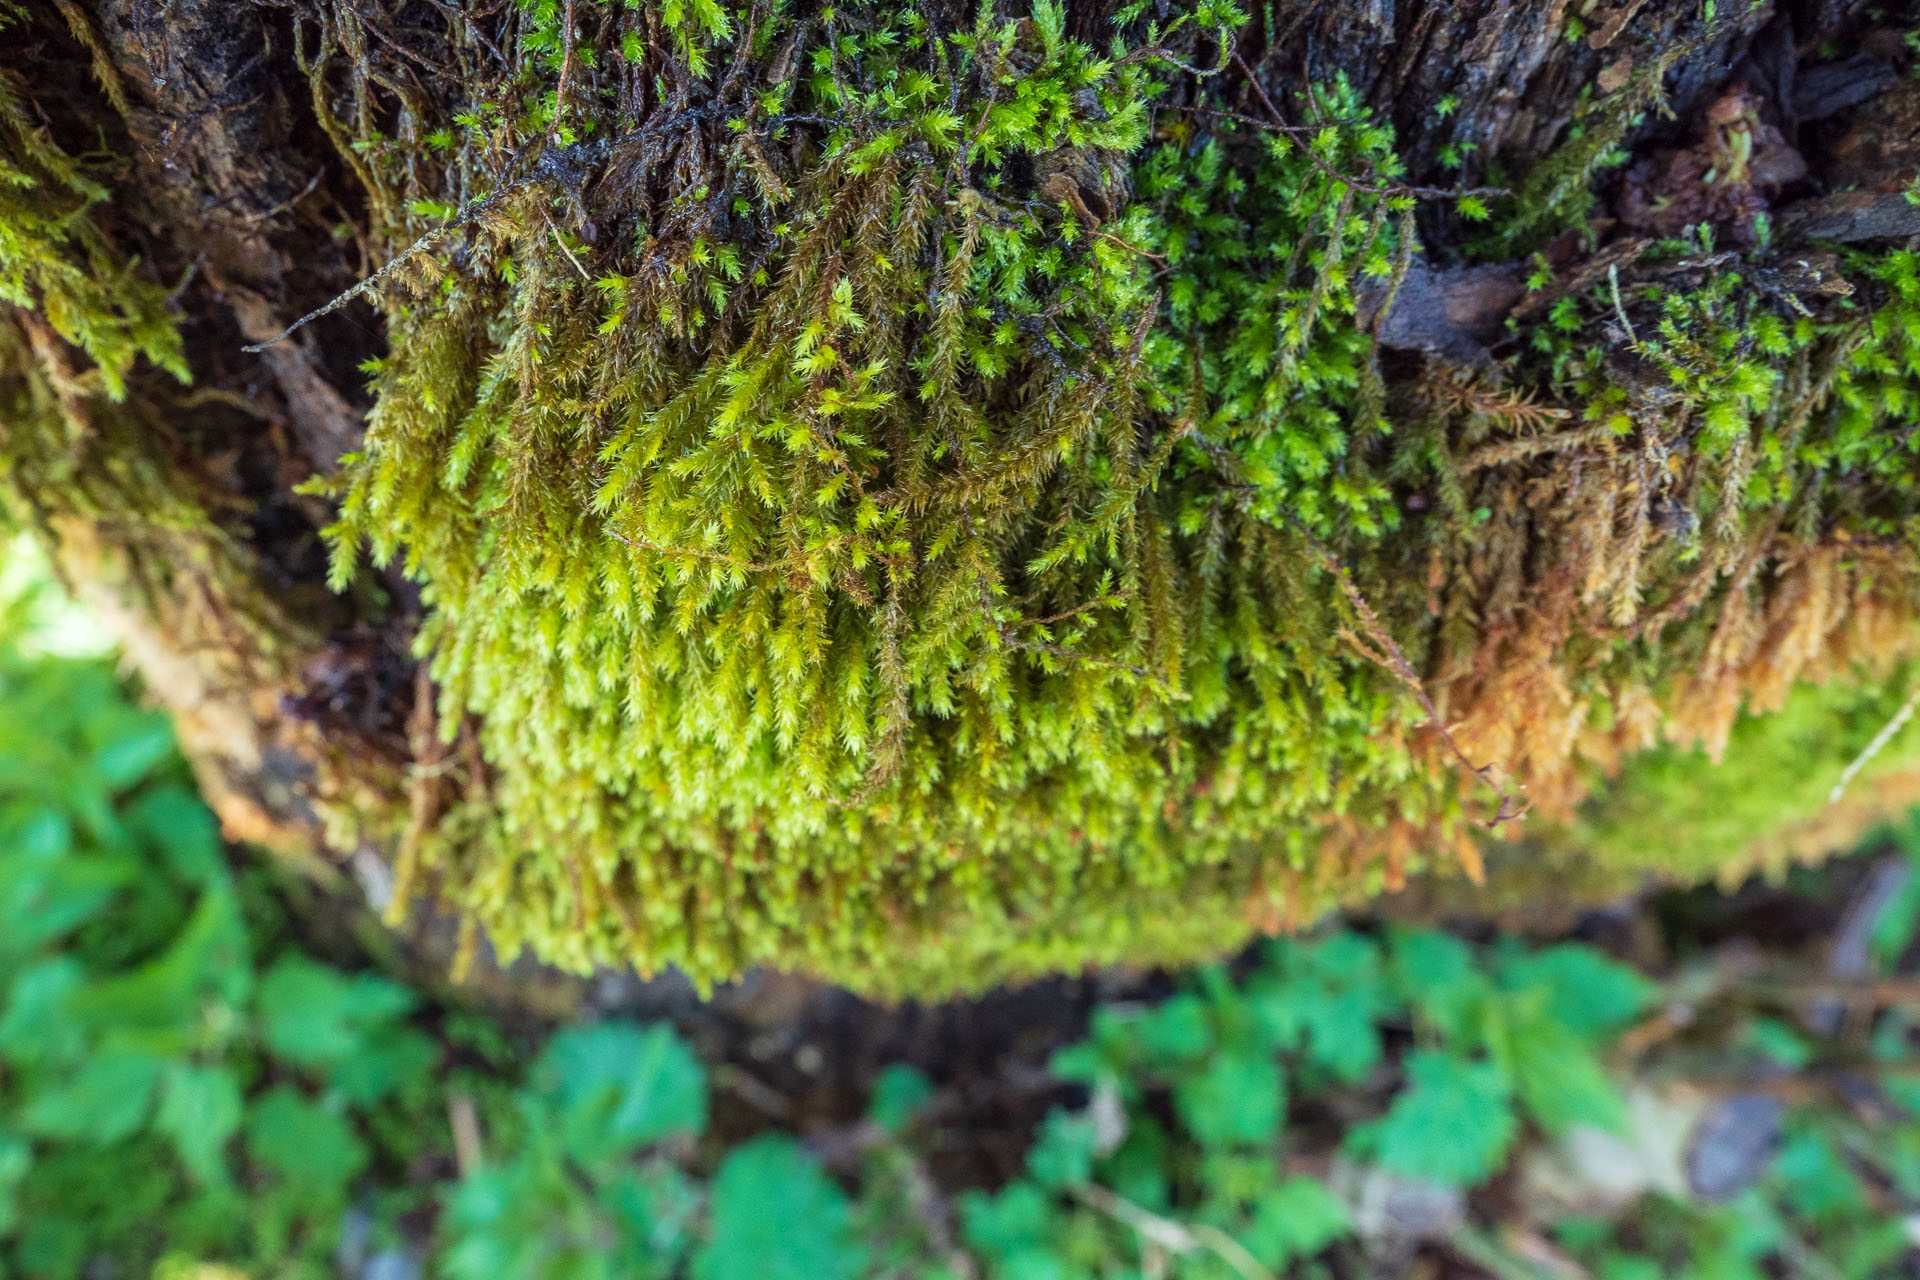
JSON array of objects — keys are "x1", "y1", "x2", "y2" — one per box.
[{"x1": 4, "y1": 0, "x2": 1919, "y2": 999}]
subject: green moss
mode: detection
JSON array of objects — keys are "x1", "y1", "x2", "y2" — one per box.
[
  {"x1": 289, "y1": 0, "x2": 1920, "y2": 992},
  {"x1": 7, "y1": 0, "x2": 1920, "y2": 994},
  {"x1": 0, "y1": 48, "x2": 184, "y2": 400},
  {"x1": 1572, "y1": 665, "x2": 1920, "y2": 888}
]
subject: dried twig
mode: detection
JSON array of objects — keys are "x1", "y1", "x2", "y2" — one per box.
[
  {"x1": 241, "y1": 179, "x2": 532, "y2": 352},
  {"x1": 1321, "y1": 552, "x2": 1530, "y2": 835},
  {"x1": 1071, "y1": 1183, "x2": 1275, "y2": 1280},
  {"x1": 1608, "y1": 262, "x2": 1640, "y2": 347},
  {"x1": 1829, "y1": 683, "x2": 1920, "y2": 804},
  {"x1": 447, "y1": 1092, "x2": 483, "y2": 1177},
  {"x1": 553, "y1": 0, "x2": 577, "y2": 135}
]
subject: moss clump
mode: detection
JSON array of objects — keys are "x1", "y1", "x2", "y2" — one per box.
[
  {"x1": 6, "y1": 0, "x2": 1920, "y2": 994},
  {"x1": 289, "y1": 0, "x2": 1920, "y2": 992}
]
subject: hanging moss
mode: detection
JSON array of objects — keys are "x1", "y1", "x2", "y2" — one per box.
[{"x1": 6, "y1": 0, "x2": 1920, "y2": 994}]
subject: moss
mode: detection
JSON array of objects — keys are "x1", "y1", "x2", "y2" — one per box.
[
  {"x1": 7, "y1": 0, "x2": 1920, "y2": 995},
  {"x1": 1569, "y1": 663, "x2": 1920, "y2": 889},
  {"x1": 0, "y1": 41, "x2": 184, "y2": 401},
  {"x1": 283, "y1": 0, "x2": 1920, "y2": 993}
]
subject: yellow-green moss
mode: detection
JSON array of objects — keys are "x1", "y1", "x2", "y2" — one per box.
[
  {"x1": 7, "y1": 0, "x2": 1920, "y2": 995},
  {"x1": 290, "y1": 1, "x2": 1920, "y2": 991}
]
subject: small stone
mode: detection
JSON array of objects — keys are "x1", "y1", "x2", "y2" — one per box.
[
  {"x1": 1685, "y1": 1093, "x2": 1784, "y2": 1201},
  {"x1": 363, "y1": 1250, "x2": 421, "y2": 1280}
]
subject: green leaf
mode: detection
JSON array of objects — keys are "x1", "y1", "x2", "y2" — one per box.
[
  {"x1": 693, "y1": 1137, "x2": 863, "y2": 1280},
  {"x1": 0, "y1": 819, "x2": 130, "y2": 956},
  {"x1": 92, "y1": 720, "x2": 175, "y2": 790},
  {"x1": 1244, "y1": 1176, "x2": 1351, "y2": 1266},
  {"x1": 125, "y1": 785, "x2": 222, "y2": 884},
  {"x1": 1741, "y1": 1017, "x2": 1813, "y2": 1072},
  {"x1": 328, "y1": 1024, "x2": 439, "y2": 1106},
  {"x1": 1774, "y1": 1131, "x2": 1865, "y2": 1222},
  {"x1": 1173, "y1": 1048, "x2": 1283, "y2": 1147},
  {"x1": 1496, "y1": 944, "x2": 1652, "y2": 1041},
  {"x1": 245, "y1": 1086, "x2": 367, "y2": 1200},
  {"x1": 69, "y1": 886, "x2": 248, "y2": 1039},
  {"x1": 1025, "y1": 1108, "x2": 1097, "y2": 1189},
  {"x1": 600, "y1": 1164, "x2": 700, "y2": 1274},
  {"x1": 1351, "y1": 1051, "x2": 1516, "y2": 1186},
  {"x1": 960, "y1": 1181, "x2": 1058, "y2": 1262},
  {"x1": 868, "y1": 1063, "x2": 933, "y2": 1134},
  {"x1": 1507, "y1": 1016, "x2": 1626, "y2": 1136},
  {"x1": 154, "y1": 1062, "x2": 242, "y2": 1184},
  {"x1": 0, "y1": 957, "x2": 85, "y2": 1063},
  {"x1": 534, "y1": 1021, "x2": 707, "y2": 1165},
  {"x1": 20, "y1": 1052, "x2": 160, "y2": 1144},
  {"x1": 0, "y1": 1135, "x2": 28, "y2": 1237},
  {"x1": 1597, "y1": 1256, "x2": 1665, "y2": 1280},
  {"x1": 1253, "y1": 935, "x2": 1390, "y2": 1082},
  {"x1": 1134, "y1": 993, "x2": 1214, "y2": 1062},
  {"x1": 257, "y1": 956, "x2": 413, "y2": 1069},
  {"x1": 1390, "y1": 930, "x2": 1487, "y2": 1042}
]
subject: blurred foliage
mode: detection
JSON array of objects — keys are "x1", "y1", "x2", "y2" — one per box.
[{"x1": 1, "y1": 568, "x2": 1920, "y2": 1277}]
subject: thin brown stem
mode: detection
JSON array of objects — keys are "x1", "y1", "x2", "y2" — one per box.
[{"x1": 553, "y1": 0, "x2": 577, "y2": 136}]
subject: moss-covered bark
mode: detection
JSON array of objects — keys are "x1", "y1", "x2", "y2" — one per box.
[{"x1": 4, "y1": 0, "x2": 1920, "y2": 996}]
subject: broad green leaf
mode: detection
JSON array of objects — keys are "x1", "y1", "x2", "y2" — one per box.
[
  {"x1": 92, "y1": 721, "x2": 176, "y2": 790},
  {"x1": 1351, "y1": 1051, "x2": 1516, "y2": 1186},
  {"x1": 1774, "y1": 1131, "x2": 1865, "y2": 1222},
  {"x1": 1173, "y1": 1049, "x2": 1283, "y2": 1148},
  {"x1": 1252, "y1": 941, "x2": 1387, "y2": 1083},
  {"x1": 1389, "y1": 930, "x2": 1487, "y2": 1042},
  {"x1": 1245, "y1": 1176, "x2": 1351, "y2": 1266},
  {"x1": 328, "y1": 1024, "x2": 439, "y2": 1106},
  {"x1": 1025, "y1": 1108, "x2": 1097, "y2": 1189},
  {"x1": 1100, "y1": 1115, "x2": 1172, "y2": 1211},
  {"x1": 693, "y1": 1137, "x2": 863, "y2": 1280},
  {"x1": 534, "y1": 1021, "x2": 706, "y2": 1164},
  {"x1": 21, "y1": 1051, "x2": 160, "y2": 1144},
  {"x1": 443, "y1": 1125, "x2": 587, "y2": 1280},
  {"x1": 0, "y1": 957, "x2": 84, "y2": 1063},
  {"x1": 245, "y1": 1086, "x2": 367, "y2": 1200},
  {"x1": 1134, "y1": 993, "x2": 1213, "y2": 1062},
  {"x1": 600, "y1": 1164, "x2": 700, "y2": 1276},
  {"x1": 1496, "y1": 944, "x2": 1652, "y2": 1041},
  {"x1": 69, "y1": 886, "x2": 247, "y2": 1040},
  {"x1": 125, "y1": 785, "x2": 222, "y2": 884},
  {"x1": 257, "y1": 957, "x2": 413, "y2": 1068},
  {"x1": 154, "y1": 1062, "x2": 242, "y2": 1184},
  {"x1": 960, "y1": 1182, "x2": 1058, "y2": 1262},
  {"x1": 868, "y1": 1063, "x2": 934, "y2": 1133},
  {"x1": 0, "y1": 822, "x2": 129, "y2": 957},
  {"x1": 1507, "y1": 1016, "x2": 1626, "y2": 1136}
]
